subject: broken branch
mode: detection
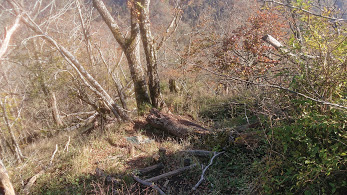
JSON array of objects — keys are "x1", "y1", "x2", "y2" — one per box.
[
  {"x1": 192, "y1": 151, "x2": 225, "y2": 191},
  {"x1": 133, "y1": 175, "x2": 165, "y2": 195},
  {"x1": 49, "y1": 144, "x2": 58, "y2": 165},
  {"x1": 145, "y1": 164, "x2": 197, "y2": 182},
  {"x1": 138, "y1": 163, "x2": 164, "y2": 176}
]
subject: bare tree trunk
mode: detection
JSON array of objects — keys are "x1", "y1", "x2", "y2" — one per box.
[
  {"x1": 0, "y1": 159, "x2": 15, "y2": 195},
  {"x1": 6, "y1": 0, "x2": 129, "y2": 121},
  {"x1": 40, "y1": 77, "x2": 63, "y2": 126},
  {"x1": 93, "y1": 0, "x2": 151, "y2": 113},
  {"x1": 50, "y1": 92, "x2": 63, "y2": 126},
  {"x1": 137, "y1": 0, "x2": 161, "y2": 108}
]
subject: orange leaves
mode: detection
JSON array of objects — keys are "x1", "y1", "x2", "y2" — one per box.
[{"x1": 213, "y1": 9, "x2": 288, "y2": 78}]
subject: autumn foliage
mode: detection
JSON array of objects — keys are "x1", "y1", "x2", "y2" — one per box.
[{"x1": 215, "y1": 10, "x2": 288, "y2": 78}]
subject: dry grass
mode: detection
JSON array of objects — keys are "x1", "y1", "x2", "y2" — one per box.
[{"x1": 6, "y1": 120, "x2": 195, "y2": 194}]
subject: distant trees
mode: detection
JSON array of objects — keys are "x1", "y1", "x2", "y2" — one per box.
[{"x1": 6, "y1": 0, "x2": 130, "y2": 121}]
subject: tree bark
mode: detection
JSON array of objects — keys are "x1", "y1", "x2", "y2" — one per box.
[
  {"x1": 146, "y1": 109, "x2": 211, "y2": 138},
  {"x1": 50, "y1": 92, "x2": 63, "y2": 126},
  {"x1": 125, "y1": 10, "x2": 151, "y2": 111},
  {"x1": 137, "y1": 0, "x2": 161, "y2": 108},
  {"x1": 0, "y1": 159, "x2": 15, "y2": 195}
]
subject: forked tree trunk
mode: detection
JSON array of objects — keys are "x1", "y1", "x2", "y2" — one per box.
[
  {"x1": 137, "y1": 0, "x2": 161, "y2": 108},
  {"x1": 93, "y1": 0, "x2": 151, "y2": 113},
  {"x1": 125, "y1": 9, "x2": 151, "y2": 111}
]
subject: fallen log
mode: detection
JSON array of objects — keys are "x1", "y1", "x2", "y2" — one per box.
[
  {"x1": 146, "y1": 109, "x2": 210, "y2": 138},
  {"x1": 0, "y1": 159, "x2": 15, "y2": 195},
  {"x1": 22, "y1": 170, "x2": 45, "y2": 195},
  {"x1": 138, "y1": 163, "x2": 164, "y2": 175}
]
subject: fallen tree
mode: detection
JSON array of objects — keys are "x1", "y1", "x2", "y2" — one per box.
[
  {"x1": 146, "y1": 109, "x2": 211, "y2": 138},
  {"x1": 0, "y1": 159, "x2": 15, "y2": 195}
]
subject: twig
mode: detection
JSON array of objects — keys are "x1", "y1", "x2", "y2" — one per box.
[
  {"x1": 244, "y1": 104, "x2": 250, "y2": 125},
  {"x1": 49, "y1": 144, "x2": 58, "y2": 165},
  {"x1": 192, "y1": 151, "x2": 225, "y2": 191},
  {"x1": 133, "y1": 175, "x2": 166, "y2": 195},
  {"x1": 64, "y1": 136, "x2": 70, "y2": 152},
  {"x1": 145, "y1": 164, "x2": 197, "y2": 182}
]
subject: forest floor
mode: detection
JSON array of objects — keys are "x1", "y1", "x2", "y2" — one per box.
[{"x1": 7, "y1": 102, "x2": 266, "y2": 195}]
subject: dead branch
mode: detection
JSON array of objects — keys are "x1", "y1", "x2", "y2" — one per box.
[
  {"x1": 60, "y1": 111, "x2": 96, "y2": 118},
  {"x1": 156, "y1": 1, "x2": 182, "y2": 50},
  {"x1": 22, "y1": 170, "x2": 45, "y2": 195},
  {"x1": 133, "y1": 175, "x2": 165, "y2": 195},
  {"x1": 145, "y1": 164, "x2": 197, "y2": 182},
  {"x1": 63, "y1": 112, "x2": 98, "y2": 131},
  {"x1": 63, "y1": 136, "x2": 71, "y2": 152},
  {"x1": 49, "y1": 144, "x2": 58, "y2": 165},
  {"x1": 138, "y1": 163, "x2": 164, "y2": 176},
  {"x1": 0, "y1": 14, "x2": 21, "y2": 60},
  {"x1": 192, "y1": 151, "x2": 225, "y2": 191},
  {"x1": 262, "y1": 35, "x2": 317, "y2": 59}
]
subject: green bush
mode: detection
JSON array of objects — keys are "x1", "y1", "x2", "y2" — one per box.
[{"x1": 262, "y1": 103, "x2": 346, "y2": 194}]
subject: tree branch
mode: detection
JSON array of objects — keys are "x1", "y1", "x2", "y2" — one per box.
[
  {"x1": 133, "y1": 175, "x2": 166, "y2": 195},
  {"x1": 6, "y1": 0, "x2": 129, "y2": 121},
  {"x1": 145, "y1": 164, "x2": 197, "y2": 182},
  {"x1": 92, "y1": 0, "x2": 126, "y2": 47},
  {"x1": 192, "y1": 151, "x2": 225, "y2": 191},
  {"x1": 0, "y1": 14, "x2": 22, "y2": 60},
  {"x1": 264, "y1": 0, "x2": 346, "y2": 22}
]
